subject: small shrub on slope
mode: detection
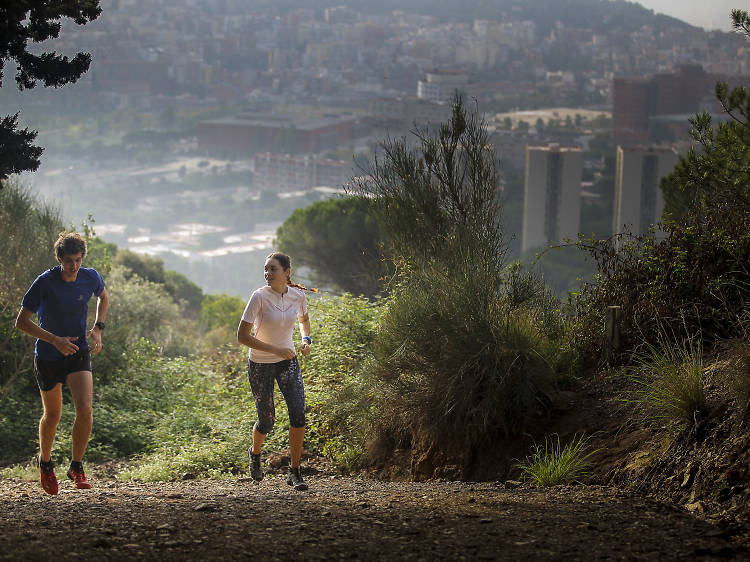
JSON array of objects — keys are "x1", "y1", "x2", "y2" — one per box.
[
  {"x1": 518, "y1": 434, "x2": 597, "y2": 486},
  {"x1": 630, "y1": 337, "x2": 706, "y2": 428}
]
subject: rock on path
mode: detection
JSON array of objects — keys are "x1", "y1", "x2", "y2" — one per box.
[{"x1": 0, "y1": 476, "x2": 746, "y2": 560}]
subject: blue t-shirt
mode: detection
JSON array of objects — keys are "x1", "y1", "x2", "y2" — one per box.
[{"x1": 21, "y1": 265, "x2": 105, "y2": 361}]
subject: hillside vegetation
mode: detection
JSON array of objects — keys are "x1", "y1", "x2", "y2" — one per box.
[{"x1": 1, "y1": 15, "x2": 749, "y2": 537}]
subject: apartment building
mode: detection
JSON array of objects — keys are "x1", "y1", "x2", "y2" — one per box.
[
  {"x1": 254, "y1": 153, "x2": 353, "y2": 192},
  {"x1": 417, "y1": 69, "x2": 469, "y2": 103},
  {"x1": 613, "y1": 145, "x2": 679, "y2": 237},
  {"x1": 521, "y1": 144, "x2": 583, "y2": 252}
]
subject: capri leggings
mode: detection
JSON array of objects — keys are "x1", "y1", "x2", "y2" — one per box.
[{"x1": 248, "y1": 357, "x2": 306, "y2": 434}]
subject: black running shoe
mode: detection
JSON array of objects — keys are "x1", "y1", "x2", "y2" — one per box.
[
  {"x1": 286, "y1": 466, "x2": 308, "y2": 491},
  {"x1": 249, "y1": 451, "x2": 264, "y2": 482}
]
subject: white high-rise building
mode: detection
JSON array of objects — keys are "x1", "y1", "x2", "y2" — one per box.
[
  {"x1": 417, "y1": 69, "x2": 469, "y2": 103},
  {"x1": 521, "y1": 144, "x2": 583, "y2": 252},
  {"x1": 613, "y1": 146, "x2": 679, "y2": 237}
]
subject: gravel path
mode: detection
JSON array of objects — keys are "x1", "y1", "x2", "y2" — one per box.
[{"x1": 0, "y1": 476, "x2": 746, "y2": 561}]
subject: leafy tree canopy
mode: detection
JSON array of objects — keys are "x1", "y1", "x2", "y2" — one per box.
[
  {"x1": 200, "y1": 293, "x2": 246, "y2": 334},
  {"x1": 113, "y1": 249, "x2": 203, "y2": 314},
  {"x1": 275, "y1": 196, "x2": 391, "y2": 298},
  {"x1": 0, "y1": 0, "x2": 102, "y2": 180}
]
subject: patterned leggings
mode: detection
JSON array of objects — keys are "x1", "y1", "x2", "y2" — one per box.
[{"x1": 247, "y1": 357, "x2": 306, "y2": 434}]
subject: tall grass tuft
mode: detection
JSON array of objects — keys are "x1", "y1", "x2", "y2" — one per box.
[
  {"x1": 518, "y1": 434, "x2": 597, "y2": 486},
  {"x1": 630, "y1": 337, "x2": 706, "y2": 427}
]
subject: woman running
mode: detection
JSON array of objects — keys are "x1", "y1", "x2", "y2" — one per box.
[{"x1": 237, "y1": 252, "x2": 312, "y2": 491}]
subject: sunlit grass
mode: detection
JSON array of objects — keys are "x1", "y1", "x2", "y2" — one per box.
[
  {"x1": 518, "y1": 434, "x2": 597, "y2": 486},
  {"x1": 0, "y1": 457, "x2": 72, "y2": 482},
  {"x1": 0, "y1": 459, "x2": 39, "y2": 481},
  {"x1": 631, "y1": 337, "x2": 706, "y2": 427}
]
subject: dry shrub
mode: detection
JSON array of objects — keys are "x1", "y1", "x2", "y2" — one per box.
[{"x1": 716, "y1": 337, "x2": 750, "y2": 412}]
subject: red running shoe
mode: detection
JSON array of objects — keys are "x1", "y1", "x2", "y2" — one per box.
[
  {"x1": 38, "y1": 457, "x2": 58, "y2": 496},
  {"x1": 67, "y1": 467, "x2": 91, "y2": 489}
]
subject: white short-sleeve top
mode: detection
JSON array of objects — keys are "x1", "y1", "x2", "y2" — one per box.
[{"x1": 241, "y1": 285, "x2": 308, "y2": 363}]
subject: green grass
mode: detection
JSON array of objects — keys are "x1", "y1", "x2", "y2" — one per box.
[
  {"x1": 518, "y1": 434, "x2": 597, "y2": 486},
  {"x1": 630, "y1": 337, "x2": 706, "y2": 427},
  {"x1": 0, "y1": 459, "x2": 41, "y2": 481}
]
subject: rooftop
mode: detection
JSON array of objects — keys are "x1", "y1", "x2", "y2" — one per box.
[{"x1": 201, "y1": 112, "x2": 359, "y2": 130}]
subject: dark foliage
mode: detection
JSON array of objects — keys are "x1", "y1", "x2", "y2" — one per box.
[
  {"x1": 575, "y1": 11, "x2": 750, "y2": 364},
  {"x1": 113, "y1": 250, "x2": 203, "y2": 314},
  {"x1": 0, "y1": 0, "x2": 102, "y2": 179},
  {"x1": 0, "y1": 114, "x2": 43, "y2": 179}
]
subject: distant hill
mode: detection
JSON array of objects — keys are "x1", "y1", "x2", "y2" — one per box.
[{"x1": 259, "y1": 0, "x2": 692, "y2": 35}]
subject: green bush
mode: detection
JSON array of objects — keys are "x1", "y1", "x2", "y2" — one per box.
[
  {"x1": 0, "y1": 181, "x2": 64, "y2": 461},
  {"x1": 303, "y1": 294, "x2": 381, "y2": 469},
  {"x1": 120, "y1": 347, "x2": 255, "y2": 480},
  {"x1": 574, "y1": 216, "x2": 750, "y2": 366},
  {"x1": 51, "y1": 340, "x2": 173, "y2": 461},
  {"x1": 0, "y1": 180, "x2": 62, "y2": 394},
  {"x1": 362, "y1": 261, "x2": 570, "y2": 453},
  {"x1": 347, "y1": 97, "x2": 575, "y2": 467},
  {"x1": 200, "y1": 293, "x2": 246, "y2": 333},
  {"x1": 94, "y1": 265, "x2": 195, "y2": 375},
  {"x1": 518, "y1": 434, "x2": 597, "y2": 486}
]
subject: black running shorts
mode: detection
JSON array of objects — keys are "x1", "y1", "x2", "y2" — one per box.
[{"x1": 33, "y1": 350, "x2": 92, "y2": 392}]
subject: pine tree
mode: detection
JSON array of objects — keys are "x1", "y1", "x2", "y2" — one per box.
[{"x1": 0, "y1": 1, "x2": 101, "y2": 182}]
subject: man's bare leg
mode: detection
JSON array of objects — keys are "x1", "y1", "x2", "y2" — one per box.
[
  {"x1": 67, "y1": 370, "x2": 93, "y2": 462},
  {"x1": 39, "y1": 384, "x2": 63, "y2": 462}
]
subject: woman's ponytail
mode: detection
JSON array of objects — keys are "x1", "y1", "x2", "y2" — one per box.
[{"x1": 287, "y1": 279, "x2": 318, "y2": 293}]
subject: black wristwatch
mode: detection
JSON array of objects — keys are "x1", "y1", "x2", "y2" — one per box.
[{"x1": 94, "y1": 321, "x2": 106, "y2": 331}]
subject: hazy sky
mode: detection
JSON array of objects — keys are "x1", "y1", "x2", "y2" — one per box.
[{"x1": 636, "y1": 0, "x2": 740, "y2": 31}]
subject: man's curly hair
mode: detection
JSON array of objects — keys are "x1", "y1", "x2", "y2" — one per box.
[{"x1": 54, "y1": 232, "x2": 87, "y2": 260}]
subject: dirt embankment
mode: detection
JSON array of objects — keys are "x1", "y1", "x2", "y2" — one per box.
[
  {"x1": 364, "y1": 367, "x2": 750, "y2": 552},
  {"x1": 0, "y1": 474, "x2": 746, "y2": 560}
]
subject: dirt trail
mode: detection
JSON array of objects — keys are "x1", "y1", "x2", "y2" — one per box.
[{"x1": 0, "y1": 475, "x2": 747, "y2": 561}]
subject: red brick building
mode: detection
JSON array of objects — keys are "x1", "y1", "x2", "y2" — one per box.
[{"x1": 613, "y1": 65, "x2": 719, "y2": 145}]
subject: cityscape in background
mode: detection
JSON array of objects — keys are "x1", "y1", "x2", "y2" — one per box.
[{"x1": 4, "y1": 0, "x2": 749, "y2": 295}]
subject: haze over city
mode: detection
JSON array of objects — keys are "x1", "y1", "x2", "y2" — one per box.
[{"x1": 4, "y1": 0, "x2": 749, "y2": 295}]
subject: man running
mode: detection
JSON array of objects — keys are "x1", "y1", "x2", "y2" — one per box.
[{"x1": 15, "y1": 232, "x2": 108, "y2": 495}]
